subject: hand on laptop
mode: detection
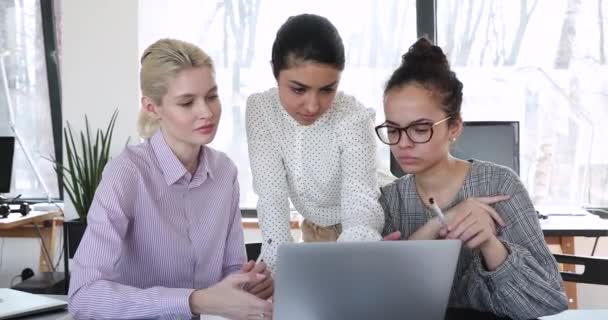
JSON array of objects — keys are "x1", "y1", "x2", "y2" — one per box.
[
  {"x1": 439, "y1": 195, "x2": 509, "y2": 249},
  {"x1": 189, "y1": 271, "x2": 273, "y2": 320},
  {"x1": 241, "y1": 260, "x2": 274, "y2": 300}
]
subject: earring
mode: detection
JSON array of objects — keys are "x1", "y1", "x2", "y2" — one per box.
[{"x1": 450, "y1": 138, "x2": 456, "y2": 142}]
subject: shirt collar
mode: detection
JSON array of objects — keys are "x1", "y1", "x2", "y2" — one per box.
[
  {"x1": 194, "y1": 146, "x2": 214, "y2": 183},
  {"x1": 150, "y1": 129, "x2": 213, "y2": 186}
]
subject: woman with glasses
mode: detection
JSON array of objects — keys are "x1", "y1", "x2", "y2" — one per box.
[
  {"x1": 246, "y1": 14, "x2": 384, "y2": 271},
  {"x1": 376, "y1": 38, "x2": 567, "y2": 319}
]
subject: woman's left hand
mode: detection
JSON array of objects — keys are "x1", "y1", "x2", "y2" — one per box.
[
  {"x1": 438, "y1": 196, "x2": 511, "y2": 271},
  {"x1": 439, "y1": 196, "x2": 508, "y2": 250},
  {"x1": 241, "y1": 261, "x2": 274, "y2": 300},
  {"x1": 443, "y1": 213, "x2": 496, "y2": 251}
]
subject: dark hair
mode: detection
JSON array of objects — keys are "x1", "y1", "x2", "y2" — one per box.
[
  {"x1": 385, "y1": 37, "x2": 463, "y2": 124},
  {"x1": 271, "y1": 14, "x2": 345, "y2": 79}
]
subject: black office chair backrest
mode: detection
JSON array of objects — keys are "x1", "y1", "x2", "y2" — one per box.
[
  {"x1": 390, "y1": 121, "x2": 520, "y2": 178},
  {"x1": 62, "y1": 221, "x2": 87, "y2": 294},
  {"x1": 553, "y1": 254, "x2": 608, "y2": 285},
  {"x1": 64, "y1": 221, "x2": 87, "y2": 259},
  {"x1": 0, "y1": 136, "x2": 15, "y2": 194},
  {"x1": 246, "y1": 242, "x2": 262, "y2": 261}
]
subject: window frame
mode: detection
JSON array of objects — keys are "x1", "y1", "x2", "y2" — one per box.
[
  {"x1": 41, "y1": 0, "x2": 63, "y2": 201},
  {"x1": 3, "y1": 0, "x2": 64, "y2": 202}
]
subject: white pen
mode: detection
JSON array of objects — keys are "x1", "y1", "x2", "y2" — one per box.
[
  {"x1": 256, "y1": 238, "x2": 272, "y2": 264},
  {"x1": 429, "y1": 198, "x2": 447, "y2": 226}
]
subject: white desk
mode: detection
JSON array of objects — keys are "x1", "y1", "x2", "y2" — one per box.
[
  {"x1": 23, "y1": 309, "x2": 608, "y2": 320},
  {"x1": 541, "y1": 212, "x2": 608, "y2": 238},
  {"x1": 541, "y1": 310, "x2": 608, "y2": 319},
  {"x1": 25, "y1": 295, "x2": 608, "y2": 320}
]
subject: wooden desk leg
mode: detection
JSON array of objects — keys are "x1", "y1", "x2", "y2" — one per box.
[
  {"x1": 545, "y1": 236, "x2": 577, "y2": 309},
  {"x1": 37, "y1": 220, "x2": 59, "y2": 272}
]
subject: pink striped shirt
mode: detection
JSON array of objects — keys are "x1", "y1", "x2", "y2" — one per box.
[{"x1": 68, "y1": 129, "x2": 246, "y2": 319}]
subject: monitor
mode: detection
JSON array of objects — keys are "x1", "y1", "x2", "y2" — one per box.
[
  {"x1": 0, "y1": 136, "x2": 15, "y2": 194},
  {"x1": 390, "y1": 121, "x2": 520, "y2": 177}
]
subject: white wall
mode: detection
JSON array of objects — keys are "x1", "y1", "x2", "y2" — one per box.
[
  {"x1": 60, "y1": 0, "x2": 140, "y2": 220},
  {"x1": 0, "y1": 237, "x2": 63, "y2": 289}
]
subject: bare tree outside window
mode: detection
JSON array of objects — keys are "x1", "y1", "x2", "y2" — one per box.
[
  {"x1": 141, "y1": 0, "x2": 608, "y2": 208},
  {"x1": 438, "y1": 0, "x2": 608, "y2": 207},
  {"x1": 0, "y1": 0, "x2": 59, "y2": 198}
]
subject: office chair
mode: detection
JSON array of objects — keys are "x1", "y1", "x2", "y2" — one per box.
[
  {"x1": 553, "y1": 254, "x2": 608, "y2": 285},
  {"x1": 62, "y1": 222, "x2": 87, "y2": 294},
  {"x1": 246, "y1": 242, "x2": 262, "y2": 261},
  {"x1": 389, "y1": 121, "x2": 520, "y2": 178}
]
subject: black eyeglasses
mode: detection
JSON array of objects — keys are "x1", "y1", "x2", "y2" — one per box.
[{"x1": 375, "y1": 117, "x2": 451, "y2": 145}]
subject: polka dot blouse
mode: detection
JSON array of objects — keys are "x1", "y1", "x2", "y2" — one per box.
[{"x1": 245, "y1": 88, "x2": 384, "y2": 269}]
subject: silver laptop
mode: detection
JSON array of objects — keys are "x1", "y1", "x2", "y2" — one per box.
[
  {"x1": 274, "y1": 240, "x2": 461, "y2": 320},
  {"x1": 0, "y1": 288, "x2": 67, "y2": 319}
]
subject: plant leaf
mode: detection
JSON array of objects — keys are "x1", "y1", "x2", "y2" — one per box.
[{"x1": 50, "y1": 110, "x2": 119, "y2": 221}]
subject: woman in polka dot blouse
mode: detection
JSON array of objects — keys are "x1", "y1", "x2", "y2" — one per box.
[{"x1": 246, "y1": 14, "x2": 385, "y2": 270}]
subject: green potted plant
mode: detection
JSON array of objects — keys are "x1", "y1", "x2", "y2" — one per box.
[{"x1": 54, "y1": 110, "x2": 118, "y2": 267}]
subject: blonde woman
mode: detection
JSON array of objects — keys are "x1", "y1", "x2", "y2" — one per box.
[{"x1": 68, "y1": 39, "x2": 273, "y2": 320}]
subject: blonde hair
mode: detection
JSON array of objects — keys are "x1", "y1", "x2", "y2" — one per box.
[{"x1": 137, "y1": 38, "x2": 214, "y2": 138}]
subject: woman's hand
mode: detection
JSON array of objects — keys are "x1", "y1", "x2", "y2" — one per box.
[
  {"x1": 383, "y1": 231, "x2": 402, "y2": 241},
  {"x1": 189, "y1": 271, "x2": 273, "y2": 320},
  {"x1": 439, "y1": 195, "x2": 509, "y2": 249},
  {"x1": 440, "y1": 195, "x2": 511, "y2": 271},
  {"x1": 241, "y1": 260, "x2": 274, "y2": 299}
]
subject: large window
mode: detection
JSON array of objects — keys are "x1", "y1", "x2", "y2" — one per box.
[
  {"x1": 0, "y1": 0, "x2": 59, "y2": 199},
  {"x1": 437, "y1": 0, "x2": 608, "y2": 207},
  {"x1": 140, "y1": 0, "x2": 417, "y2": 208},
  {"x1": 140, "y1": 0, "x2": 608, "y2": 209}
]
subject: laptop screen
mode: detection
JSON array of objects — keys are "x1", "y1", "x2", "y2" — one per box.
[{"x1": 274, "y1": 241, "x2": 461, "y2": 320}]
